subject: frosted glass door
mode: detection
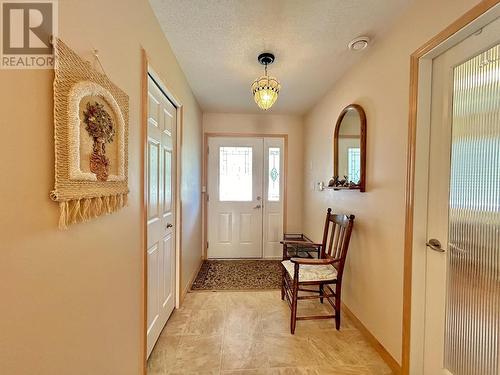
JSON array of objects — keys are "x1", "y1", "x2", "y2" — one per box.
[
  {"x1": 424, "y1": 17, "x2": 500, "y2": 375},
  {"x1": 444, "y1": 42, "x2": 500, "y2": 375}
]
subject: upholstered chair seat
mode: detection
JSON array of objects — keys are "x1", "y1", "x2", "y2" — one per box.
[{"x1": 281, "y1": 260, "x2": 338, "y2": 282}]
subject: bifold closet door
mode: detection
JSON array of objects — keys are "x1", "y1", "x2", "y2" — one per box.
[{"x1": 146, "y1": 75, "x2": 176, "y2": 358}]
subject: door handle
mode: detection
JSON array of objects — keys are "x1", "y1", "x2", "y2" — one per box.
[
  {"x1": 253, "y1": 204, "x2": 261, "y2": 209},
  {"x1": 166, "y1": 223, "x2": 173, "y2": 229},
  {"x1": 426, "y1": 238, "x2": 445, "y2": 253}
]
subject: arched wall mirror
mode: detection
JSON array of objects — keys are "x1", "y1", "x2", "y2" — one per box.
[{"x1": 332, "y1": 104, "x2": 366, "y2": 192}]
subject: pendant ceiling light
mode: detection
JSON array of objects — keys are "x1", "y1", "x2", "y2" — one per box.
[{"x1": 251, "y1": 53, "x2": 280, "y2": 111}]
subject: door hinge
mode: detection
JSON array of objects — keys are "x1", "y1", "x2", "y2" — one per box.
[
  {"x1": 206, "y1": 194, "x2": 209, "y2": 202},
  {"x1": 206, "y1": 241, "x2": 209, "y2": 249}
]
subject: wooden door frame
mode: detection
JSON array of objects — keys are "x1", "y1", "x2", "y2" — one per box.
[
  {"x1": 141, "y1": 49, "x2": 183, "y2": 374},
  {"x1": 402, "y1": 1, "x2": 500, "y2": 373},
  {"x1": 202, "y1": 132, "x2": 288, "y2": 259}
]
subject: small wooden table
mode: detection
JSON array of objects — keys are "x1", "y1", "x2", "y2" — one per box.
[{"x1": 282, "y1": 233, "x2": 320, "y2": 259}]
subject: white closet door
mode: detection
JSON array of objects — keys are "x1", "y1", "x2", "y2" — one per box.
[{"x1": 146, "y1": 75, "x2": 176, "y2": 358}]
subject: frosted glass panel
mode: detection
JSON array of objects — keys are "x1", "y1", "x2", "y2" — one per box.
[
  {"x1": 219, "y1": 147, "x2": 252, "y2": 201},
  {"x1": 268, "y1": 147, "x2": 280, "y2": 201},
  {"x1": 445, "y1": 43, "x2": 500, "y2": 375}
]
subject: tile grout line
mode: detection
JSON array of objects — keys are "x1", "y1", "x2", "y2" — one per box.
[{"x1": 218, "y1": 296, "x2": 228, "y2": 374}]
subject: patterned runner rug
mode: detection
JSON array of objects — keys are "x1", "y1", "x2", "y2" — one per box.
[{"x1": 191, "y1": 260, "x2": 282, "y2": 291}]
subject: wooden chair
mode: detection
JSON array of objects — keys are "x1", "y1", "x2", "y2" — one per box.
[{"x1": 280, "y1": 208, "x2": 355, "y2": 334}]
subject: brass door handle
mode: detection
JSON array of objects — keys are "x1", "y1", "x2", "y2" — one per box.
[{"x1": 166, "y1": 223, "x2": 173, "y2": 228}]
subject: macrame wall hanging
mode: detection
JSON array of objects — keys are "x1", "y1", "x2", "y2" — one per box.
[{"x1": 50, "y1": 38, "x2": 129, "y2": 229}]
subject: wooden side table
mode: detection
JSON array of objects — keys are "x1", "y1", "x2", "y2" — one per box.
[{"x1": 281, "y1": 233, "x2": 320, "y2": 259}]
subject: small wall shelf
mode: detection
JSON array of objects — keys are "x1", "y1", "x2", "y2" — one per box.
[
  {"x1": 318, "y1": 181, "x2": 361, "y2": 191},
  {"x1": 326, "y1": 186, "x2": 361, "y2": 191}
]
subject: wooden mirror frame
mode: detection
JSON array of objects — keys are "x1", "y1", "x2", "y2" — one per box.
[{"x1": 333, "y1": 104, "x2": 367, "y2": 192}]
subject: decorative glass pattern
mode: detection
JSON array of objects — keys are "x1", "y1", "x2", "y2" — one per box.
[
  {"x1": 219, "y1": 147, "x2": 252, "y2": 201},
  {"x1": 347, "y1": 147, "x2": 360, "y2": 183},
  {"x1": 444, "y1": 43, "x2": 500, "y2": 375},
  {"x1": 268, "y1": 147, "x2": 280, "y2": 201}
]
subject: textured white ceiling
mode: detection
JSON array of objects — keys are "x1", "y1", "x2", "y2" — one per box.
[{"x1": 149, "y1": 0, "x2": 413, "y2": 114}]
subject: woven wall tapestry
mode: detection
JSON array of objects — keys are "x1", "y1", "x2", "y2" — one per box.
[{"x1": 50, "y1": 39, "x2": 129, "y2": 229}]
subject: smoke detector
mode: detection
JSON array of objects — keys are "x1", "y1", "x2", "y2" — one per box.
[{"x1": 348, "y1": 36, "x2": 370, "y2": 51}]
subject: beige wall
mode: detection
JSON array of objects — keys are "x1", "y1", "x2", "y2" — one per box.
[
  {"x1": 302, "y1": 0, "x2": 480, "y2": 364},
  {"x1": 0, "y1": 0, "x2": 202, "y2": 374},
  {"x1": 203, "y1": 112, "x2": 304, "y2": 232}
]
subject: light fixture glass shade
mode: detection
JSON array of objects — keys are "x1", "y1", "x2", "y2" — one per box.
[{"x1": 251, "y1": 75, "x2": 280, "y2": 110}]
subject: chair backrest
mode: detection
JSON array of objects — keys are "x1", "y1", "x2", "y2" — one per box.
[{"x1": 320, "y1": 208, "x2": 355, "y2": 276}]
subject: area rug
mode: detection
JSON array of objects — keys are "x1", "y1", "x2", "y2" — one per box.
[{"x1": 191, "y1": 260, "x2": 282, "y2": 291}]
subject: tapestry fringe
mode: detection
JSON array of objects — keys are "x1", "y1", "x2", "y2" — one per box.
[
  {"x1": 70, "y1": 199, "x2": 81, "y2": 224},
  {"x1": 58, "y1": 193, "x2": 128, "y2": 230},
  {"x1": 94, "y1": 197, "x2": 103, "y2": 218},
  {"x1": 81, "y1": 198, "x2": 91, "y2": 221},
  {"x1": 59, "y1": 201, "x2": 69, "y2": 230}
]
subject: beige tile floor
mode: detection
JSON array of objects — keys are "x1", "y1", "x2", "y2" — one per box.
[{"x1": 147, "y1": 290, "x2": 393, "y2": 375}]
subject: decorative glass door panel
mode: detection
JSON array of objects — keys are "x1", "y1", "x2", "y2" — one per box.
[
  {"x1": 424, "y1": 18, "x2": 500, "y2": 374},
  {"x1": 219, "y1": 147, "x2": 253, "y2": 202},
  {"x1": 268, "y1": 147, "x2": 280, "y2": 201},
  {"x1": 444, "y1": 42, "x2": 500, "y2": 375}
]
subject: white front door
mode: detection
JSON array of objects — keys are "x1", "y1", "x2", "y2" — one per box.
[
  {"x1": 207, "y1": 137, "x2": 263, "y2": 258},
  {"x1": 424, "y1": 18, "x2": 500, "y2": 374},
  {"x1": 207, "y1": 137, "x2": 284, "y2": 258},
  {"x1": 146, "y1": 75, "x2": 176, "y2": 358}
]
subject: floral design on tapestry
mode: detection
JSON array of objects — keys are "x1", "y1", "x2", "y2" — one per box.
[{"x1": 83, "y1": 101, "x2": 115, "y2": 181}]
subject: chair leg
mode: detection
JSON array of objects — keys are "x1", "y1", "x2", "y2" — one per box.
[
  {"x1": 281, "y1": 268, "x2": 285, "y2": 301},
  {"x1": 319, "y1": 283, "x2": 324, "y2": 304},
  {"x1": 335, "y1": 284, "x2": 342, "y2": 330},
  {"x1": 290, "y1": 279, "x2": 298, "y2": 334}
]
